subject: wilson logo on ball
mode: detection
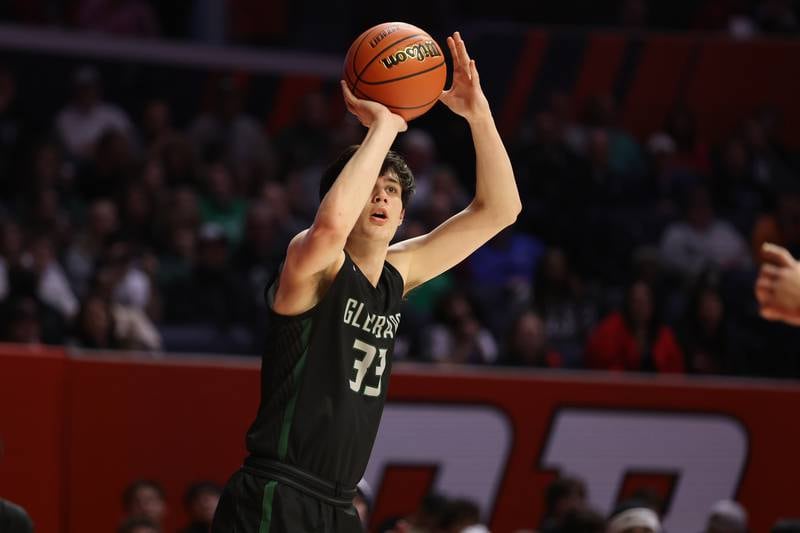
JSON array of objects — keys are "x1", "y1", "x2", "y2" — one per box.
[{"x1": 380, "y1": 41, "x2": 442, "y2": 69}]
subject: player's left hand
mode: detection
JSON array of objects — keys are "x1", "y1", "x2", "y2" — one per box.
[
  {"x1": 755, "y1": 242, "x2": 800, "y2": 326},
  {"x1": 440, "y1": 32, "x2": 491, "y2": 122}
]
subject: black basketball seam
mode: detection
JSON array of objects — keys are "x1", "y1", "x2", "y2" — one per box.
[
  {"x1": 354, "y1": 32, "x2": 426, "y2": 92},
  {"x1": 357, "y1": 60, "x2": 445, "y2": 85}
]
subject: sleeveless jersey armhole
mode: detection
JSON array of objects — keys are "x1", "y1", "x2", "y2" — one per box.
[{"x1": 264, "y1": 253, "x2": 351, "y2": 320}]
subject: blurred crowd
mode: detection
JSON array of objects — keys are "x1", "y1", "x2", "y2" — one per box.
[
  {"x1": 1, "y1": 58, "x2": 800, "y2": 378},
  {"x1": 0, "y1": 1, "x2": 799, "y2": 50},
  {"x1": 109, "y1": 474, "x2": 800, "y2": 533}
]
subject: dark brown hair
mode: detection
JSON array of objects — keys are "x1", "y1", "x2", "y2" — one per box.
[{"x1": 319, "y1": 145, "x2": 415, "y2": 207}]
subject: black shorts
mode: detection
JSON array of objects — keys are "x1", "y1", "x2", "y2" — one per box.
[{"x1": 211, "y1": 468, "x2": 364, "y2": 533}]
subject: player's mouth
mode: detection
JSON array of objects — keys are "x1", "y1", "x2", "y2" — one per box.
[{"x1": 370, "y1": 209, "x2": 388, "y2": 225}]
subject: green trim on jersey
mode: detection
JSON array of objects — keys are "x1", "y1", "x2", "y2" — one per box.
[
  {"x1": 259, "y1": 480, "x2": 278, "y2": 533},
  {"x1": 277, "y1": 318, "x2": 312, "y2": 460}
]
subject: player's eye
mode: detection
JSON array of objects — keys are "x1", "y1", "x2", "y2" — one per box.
[{"x1": 387, "y1": 186, "x2": 397, "y2": 193}]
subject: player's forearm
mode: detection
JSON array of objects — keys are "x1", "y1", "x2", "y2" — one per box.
[
  {"x1": 468, "y1": 112, "x2": 521, "y2": 224},
  {"x1": 314, "y1": 118, "x2": 399, "y2": 234}
]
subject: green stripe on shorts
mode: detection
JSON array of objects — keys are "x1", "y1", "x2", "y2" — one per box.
[{"x1": 259, "y1": 480, "x2": 278, "y2": 533}]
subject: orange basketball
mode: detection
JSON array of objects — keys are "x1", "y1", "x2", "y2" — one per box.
[{"x1": 343, "y1": 22, "x2": 447, "y2": 121}]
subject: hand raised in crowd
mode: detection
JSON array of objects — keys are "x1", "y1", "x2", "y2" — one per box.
[{"x1": 755, "y1": 242, "x2": 800, "y2": 326}]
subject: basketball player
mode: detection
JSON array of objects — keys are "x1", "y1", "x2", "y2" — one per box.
[
  {"x1": 211, "y1": 31, "x2": 521, "y2": 533},
  {"x1": 756, "y1": 242, "x2": 800, "y2": 325}
]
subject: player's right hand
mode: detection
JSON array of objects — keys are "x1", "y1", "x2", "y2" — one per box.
[{"x1": 341, "y1": 81, "x2": 407, "y2": 132}]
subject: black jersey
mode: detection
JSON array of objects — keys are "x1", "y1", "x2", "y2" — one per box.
[{"x1": 246, "y1": 252, "x2": 404, "y2": 487}]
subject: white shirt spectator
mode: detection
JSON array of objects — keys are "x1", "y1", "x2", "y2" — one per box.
[
  {"x1": 660, "y1": 219, "x2": 752, "y2": 277},
  {"x1": 56, "y1": 102, "x2": 132, "y2": 157}
]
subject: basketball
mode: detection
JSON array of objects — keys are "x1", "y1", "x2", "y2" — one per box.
[{"x1": 343, "y1": 22, "x2": 447, "y2": 121}]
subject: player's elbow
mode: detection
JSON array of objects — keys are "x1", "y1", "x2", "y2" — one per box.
[{"x1": 498, "y1": 201, "x2": 521, "y2": 228}]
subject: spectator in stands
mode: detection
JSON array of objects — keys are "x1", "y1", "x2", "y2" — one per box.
[
  {"x1": 189, "y1": 74, "x2": 275, "y2": 185},
  {"x1": 156, "y1": 222, "x2": 194, "y2": 283},
  {"x1": 55, "y1": 65, "x2": 133, "y2": 160},
  {"x1": 659, "y1": 184, "x2": 751, "y2": 280},
  {"x1": 581, "y1": 94, "x2": 646, "y2": 185},
  {"x1": 140, "y1": 98, "x2": 175, "y2": 154},
  {"x1": 660, "y1": 106, "x2": 712, "y2": 178},
  {"x1": 0, "y1": 295, "x2": 44, "y2": 344},
  {"x1": 422, "y1": 289, "x2": 498, "y2": 365},
  {"x1": 710, "y1": 135, "x2": 764, "y2": 235},
  {"x1": 117, "y1": 180, "x2": 158, "y2": 247},
  {"x1": 26, "y1": 141, "x2": 72, "y2": 200},
  {"x1": 532, "y1": 247, "x2": 599, "y2": 366},
  {"x1": 438, "y1": 498, "x2": 485, "y2": 533},
  {"x1": 28, "y1": 233, "x2": 79, "y2": 321},
  {"x1": 679, "y1": 269, "x2": 746, "y2": 375},
  {"x1": 558, "y1": 507, "x2": 606, "y2": 533},
  {"x1": 162, "y1": 222, "x2": 249, "y2": 328},
  {"x1": 118, "y1": 515, "x2": 160, "y2": 533},
  {"x1": 0, "y1": 219, "x2": 24, "y2": 300},
  {"x1": 513, "y1": 109, "x2": 585, "y2": 241},
  {"x1": 398, "y1": 128, "x2": 438, "y2": 216},
  {"x1": 27, "y1": 186, "x2": 73, "y2": 252},
  {"x1": 73, "y1": 265, "x2": 161, "y2": 350},
  {"x1": 231, "y1": 201, "x2": 284, "y2": 309},
  {"x1": 703, "y1": 499, "x2": 748, "y2": 533},
  {"x1": 406, "y1": 493, "x2": 451, "y2": 532},
  {"x1": 275, "y1": 90, "x2": 333, "y2": 174},
  {"x1": 73, "y1": 293, "x2": 122, "y2": 349},
  {"x1": 122, "y1": 480, "x2": 167, "y2": 531},
  {"x1": 0, "y1": 497, "x2": 34, "y2": 533},
  {"x1": 502, "y1": 309, "x2": 563, "y2": 368},
  {"x1": 65, "y1": 197, "x2": 119, "y2": 297},
  {"x1": 466, "y1": 226, "x2": 544, "y2": 332},
  {"x1": 77, "y1": 127, "x2": 137, "y2": 200},
  {"x1": 258, "y1": 180, "x2": 305, "y2": 239},
  {"x1": 180, "y1": 481, "x2": 221, "y2": 533},
  {"x1": 158, "y1": 135, "x2": 200, "y2": 187},
  {"x1": 586, "y1": 280, "x2": 684, "y2": 373},
  {"x1": 606, "y1": 501, "x2": 661, "y2": 533},
  {"x1": 539, "y1": 475, "x2": 588, "y2": 533},
  {"x1": 199, "y1": 161, "x2": 248, "y2": 245}
]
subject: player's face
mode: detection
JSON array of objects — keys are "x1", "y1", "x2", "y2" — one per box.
[{"x1": 356, "y1": 173, "x2": 405, "y2": 241}]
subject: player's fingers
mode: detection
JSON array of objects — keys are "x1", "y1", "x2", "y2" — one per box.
[
  {"x1": 454, "y1": 31, "x2": 471, "y2": 66},
  {"x1": 469, "y1": 60, "x2": 479, "y2": 83},
  {"x1": 760, "y1": 263, "x2": 782, "y2": 281},
  {"x1": 755, "y1": 278, "x2": 774, "y2": 302},
  {"x1": 761, "y1": 242, "x2": 795, "y2": 267},
  {"x1": 446, "y1": 36, "x2": 459, "y2": 67},
  {"x1": 341, "y1": 81, "x2": 357, "y2": 103}
]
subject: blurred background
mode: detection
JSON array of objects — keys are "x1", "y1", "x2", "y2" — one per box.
[{"x1": 0, "y1": 1, "x2": 800, "y2": 533}]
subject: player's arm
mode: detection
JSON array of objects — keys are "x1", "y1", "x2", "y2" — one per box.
[
  {"x1": 274, "y1": 84, "x2": 407, "y2": 315},
  {"x1": 388, "y1": 32, "x2": 521, "y2": 294}
]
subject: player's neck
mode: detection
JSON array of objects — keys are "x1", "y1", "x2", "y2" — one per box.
[{"x1": 345, "y1": 237, "x2": 389, "y2": 287}]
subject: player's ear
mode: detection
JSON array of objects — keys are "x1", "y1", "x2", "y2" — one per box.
[{"x1": 399, "y1": 208, "x2": 405, "y2": 225}]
